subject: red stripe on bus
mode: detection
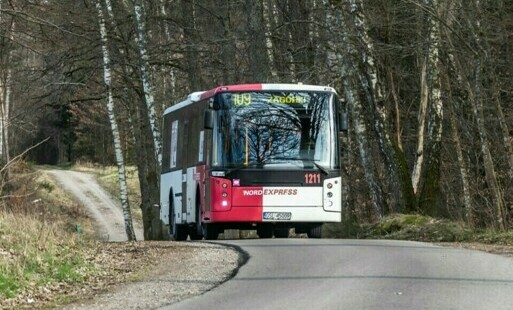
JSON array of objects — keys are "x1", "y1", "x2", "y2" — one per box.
[
  {"x1": 232, "y1": 187, "x2": 264, "y2": 207},
  {"x1": 209, "y1": 207, "x2": 263, "y2": 222},
  {"x1": 199, "y1": 84, "x2": 263, "y2": 100}
]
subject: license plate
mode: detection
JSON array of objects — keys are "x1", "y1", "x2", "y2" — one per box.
[{"x1": 263, "y1": 212, "x2": 292, "y2": 221}]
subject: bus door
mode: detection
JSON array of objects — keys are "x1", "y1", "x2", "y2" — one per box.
[{"x1": 181, "y1": 120, "x2": 189, "y2": 222}]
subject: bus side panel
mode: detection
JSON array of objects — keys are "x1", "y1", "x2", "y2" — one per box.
[
  {"x1": 185, "y1": 165, "x2": 206, "y2": 223},
  {"x1": 159, "y1": 170, "x2": 184, "y2": 225}
]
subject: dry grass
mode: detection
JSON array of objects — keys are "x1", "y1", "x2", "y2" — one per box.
[
  {"x1": 0, "y1": 164, "x2": 161, "y2": 308},
  {"x1": 0, "y1": 211, "x2": 92, "y2": 303},
  {"x1": 0, "y1": 165, "x2": 95, "y2": 306}
]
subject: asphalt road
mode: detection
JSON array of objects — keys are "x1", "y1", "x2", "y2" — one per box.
[{"x1": 165, "y1": 239, "x2": 513, "y2": 310}]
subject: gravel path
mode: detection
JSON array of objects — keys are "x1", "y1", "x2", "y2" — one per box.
[
  {"x1": 48, "y1": 169, "x2": 144, "y2": 241},
  {"x1": 47, "y1": 170, "x2": 242, "y2": 309},
  {"x1": 62, "y1": 242, "x2": 242, "y2": 310}
]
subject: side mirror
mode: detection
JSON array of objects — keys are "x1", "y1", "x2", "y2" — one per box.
[
  {"x1": 204, "y1": 109, "x2": 215, "y2": 129},
  {"x1": 209, "y1": 97, "x2": 221, "y2": 110},
  {"x1": 339, "y1": 112, "x2": 348, "y2": 132}
]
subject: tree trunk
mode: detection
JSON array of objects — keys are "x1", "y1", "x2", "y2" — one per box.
[
  {"x1": 334, "y1": 2, "x2": 386, "y2": 219},
  {"x1": 131, "y1": 0, "x2": 162, "y2": 167},
  {"x1": 418, "y1": 0, "x2": 443, "y2": 216},
  {"x1": 1, "y1": 7, "x2": 14, "y2": 183},
  {"x1": 181, "y1": 0, "x2": 201, "y2": 90},
  {"x1": 443, "y1": 0, "x2": 473, "y2": 222},
  {"x1": 96, "y1": 0, "x2": 136, "y2": 241},
  {"x1": 444, "y1": 0, "x2": 506, "y2": 229},
  {"x1": 262, "y1": 0, "x2": 278, "y2": 79},
  {"x1": 245, "y1": 0, "x2": 270, "y2": 82},
  {"x1": 346, "y1": 78, "x2": 385, "y2": 219},
  {"x1": 219, "y1": 1, "x2": 237, "y2": 84},
  {"x1": 473, "y1": 59, "x2": 506, "y2": 230},
  {"x1": 449, "y1": 98, "x2": 473, "y2": 222},
  {"x1": 411, "y1": 60, "x2": 428, "y2": 196},
  {"x1": 345, "y1": 0, "x2": 415, "y2": 213}
]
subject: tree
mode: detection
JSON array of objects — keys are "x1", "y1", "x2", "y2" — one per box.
[{"x1": 95, "y1": 0, "x2": 136, "y2": 240}]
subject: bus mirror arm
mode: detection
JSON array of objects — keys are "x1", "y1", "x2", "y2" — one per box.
[
  {"x1": 339, "y1": 112, "x2": 348, "y2": 132},
  {"x1": 204, "y1": 109, "x2": 215, "y2": 129}
]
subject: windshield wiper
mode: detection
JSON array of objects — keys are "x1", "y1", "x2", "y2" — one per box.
[
  {"x1": 313, "y1": 162, "x2": 330, "y2": 175},
  {"x1": 225, "y1": 164, "x2": 250, "y2": 175}
]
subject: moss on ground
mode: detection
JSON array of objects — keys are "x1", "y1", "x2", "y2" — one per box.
[{"x1": 325, "y1": 213, "x2": 513, "y2": 244}]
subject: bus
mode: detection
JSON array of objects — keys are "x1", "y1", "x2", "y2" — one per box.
[{"x1": 160, "y1": 83, "x2": 346, "y2": 240}]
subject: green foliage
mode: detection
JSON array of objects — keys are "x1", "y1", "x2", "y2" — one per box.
[
  {"x1": 325, "y1": 213, "x2": 480, "y2": 242},
  {"x1": 0, "y1": 272, "x2": 19, "y2": 299},
  {"x1": 0, "y1": 211, "x2": 94, "y2": 301},
  {"x1": 360, "y1": 214, "x2": 473, "y2": 242},
  {"x1": 38, "y1": 179, "x2": 55, "y2": 192},
  {"x1": 324, "y1": 214, "x2": 361, "y2": 238}
]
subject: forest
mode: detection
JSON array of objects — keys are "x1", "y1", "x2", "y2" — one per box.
[{"x1": 1, "y1": 0, "x2": 513, "y2": 238}]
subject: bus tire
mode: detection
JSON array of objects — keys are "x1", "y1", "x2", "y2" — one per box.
[
  {"x1": 257, "y1": 224, "x2": 273, "y2": 238},
  {"x1": 202, "y1": 223, "x2": 218, "y2": 240},
  {"x1": 170, "y1": 192, "x2": 187, "y2": 241},
  {"x1": 307, "y1": 224, "x2": 322, "y2": 239},
  {"x1": 188, "y1": 226, "x2": 202, "y2": 240},
  {"x1": 189, "y1": 191, "x2": 204, "y2": 240},
  {"x1": 274, "y1": 227, "x2": 289, "y2": 238}
]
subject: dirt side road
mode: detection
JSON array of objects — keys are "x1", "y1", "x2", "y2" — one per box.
[
  {"x1": 46, "y1": 169, "x2": 241, "y2": 309},
  {"x1": 48, "y1": 169, "x2": 144, "y2": 241}
]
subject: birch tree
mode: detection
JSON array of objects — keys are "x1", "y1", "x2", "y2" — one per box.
[
  {"x1": 443, "y1": 0, "x2": 506, "y2": 229},
  {"x1": 0, "y1": 0, "x2": 14, "y2": 182},
  {"x1": 343, "y1": 0, "x2": 415, "y2": 213},
  {"x1": 131, "y1": 0, "x2": 162, "y2": 167},
  {"x1": 411, "y1": 0, "x2": 443, "y2": 216},
  {"x1": 324, "y1": 0, "x2": 385, "y2": 219},
  {"x1": 469, "y1": 0, "x2": 506, "y2": 230},
  {"x1": 96, "y1": 0, "x2": 136, "y2": 241}
]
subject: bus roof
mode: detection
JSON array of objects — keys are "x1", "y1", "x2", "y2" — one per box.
[{"x1": 164, "y1": 83, "x2": 336, "y2": 115}]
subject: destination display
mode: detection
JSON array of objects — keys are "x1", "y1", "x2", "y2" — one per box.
[{"x1": 232, "y1": 93, "x2": 307, "y2": 107}]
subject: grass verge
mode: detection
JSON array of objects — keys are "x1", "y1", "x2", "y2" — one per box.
[
  {"x1": 0, "y1": 164, "x2": 153, "y2": 308},
  {"x1": 325, "y1": 213, "x2": 513, "y2": 245}
]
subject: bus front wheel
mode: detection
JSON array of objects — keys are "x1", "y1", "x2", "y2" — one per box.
[
  {"x1": 274, "y1": 227, "x2": 290, "y2": 238},
  {"x1": 202, "y1": 223, "x2": 219, "y2": 240},
  {"x1": 307, "y1": 224, "x2": 322, "y2": 239},
  {"x1": 257, "y1": 224, "x2": 274, "y2": 238}
]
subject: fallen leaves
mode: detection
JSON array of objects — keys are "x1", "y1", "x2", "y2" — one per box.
[{"x1": 1, "y1": 241, "x2": 188, "y2": 309}]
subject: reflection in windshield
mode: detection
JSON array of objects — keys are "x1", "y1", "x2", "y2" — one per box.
[{"x1": 213, "y1": 92, "x2": 336, "y2": 169}]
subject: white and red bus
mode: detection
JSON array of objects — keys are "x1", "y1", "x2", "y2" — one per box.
[{"x1": 160, "y1": 83, "x2": 346, "y2": 240}]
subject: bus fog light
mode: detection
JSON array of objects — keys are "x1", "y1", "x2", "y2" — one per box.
[
  {"x1": 327, "y1": 183, "x2": 333, "y2": 189},
  {"x1": 222, "y1": 192, "x2": 228, "y2": 197},
  {"x1": 327, "y1": 192, "x2": 333, "y2": 198}
]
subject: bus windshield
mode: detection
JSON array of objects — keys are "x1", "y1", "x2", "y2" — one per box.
[{"x1": 212, "y1": 91, "x2": 338, "y2": 170}]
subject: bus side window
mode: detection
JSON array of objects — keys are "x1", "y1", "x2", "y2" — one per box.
[{"x1": 204, "y1": 109, "x2": 215, "y2": 129}]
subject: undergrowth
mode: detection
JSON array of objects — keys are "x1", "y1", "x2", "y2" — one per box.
[
  {"x1": 0, "y1": 212, "x2": 94, "y2": 300},
  {"x1": 0, "y1": 162, "x2": 97, "y2": 306},
  {"x1": 326, "y1": 213, "x2": 513, "y2": 245}
]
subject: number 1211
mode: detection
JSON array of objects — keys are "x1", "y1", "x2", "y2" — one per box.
[{"x1": 305, "y1": 173, "x2": 320, "y2": 184}]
